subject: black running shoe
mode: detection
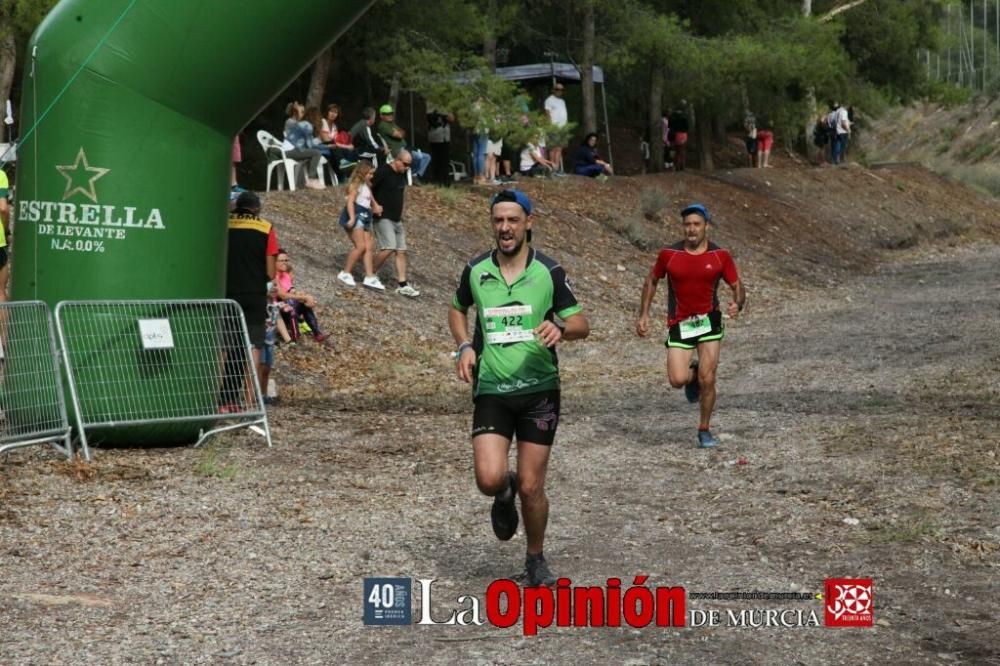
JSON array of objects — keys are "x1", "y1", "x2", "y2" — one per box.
[
  {"x1": 684, "y1": 359, "x2": 701, "y2": 403},
  {"x1": 525, "y1": 553, "x2": 557, "y2": 587},
  {"x1": 490, "y1": 472, "x2": 518, "y2": 541}
]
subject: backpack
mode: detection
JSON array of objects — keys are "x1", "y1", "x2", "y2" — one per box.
[{"x1": 826, "y1": 111, "x2": 839, "y2": 131}]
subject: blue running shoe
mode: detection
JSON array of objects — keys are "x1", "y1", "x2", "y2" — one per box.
[
  {"x1": 697, "y1": 430, "x2": 721, "y2": 449},
  {"x1": 684, "y1": 359, "x2": 700, "y2": 403}
]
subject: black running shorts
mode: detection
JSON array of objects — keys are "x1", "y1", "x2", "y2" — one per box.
[
  {"x1": 665, "y1": 310, "x2": 725, "y2": 350},
  {"x1": 471, "y1": 390, "x2": 561, "y2": 446}
]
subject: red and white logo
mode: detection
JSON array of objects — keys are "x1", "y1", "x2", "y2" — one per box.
[{"x1": 824, "y1": 578, "x2": 873, "y2": 627}]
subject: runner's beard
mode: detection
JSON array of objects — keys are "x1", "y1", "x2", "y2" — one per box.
[{"x1": 496, "y1": 233, "x2": 525, "y2": 256}]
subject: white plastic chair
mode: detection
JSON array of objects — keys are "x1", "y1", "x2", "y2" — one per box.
[
  {"x1": 257, "y1": 129, "x2": 302, "y2": 192},
  {"x1": 449, "y1": 160, "x2": 468, "y2": 181}
]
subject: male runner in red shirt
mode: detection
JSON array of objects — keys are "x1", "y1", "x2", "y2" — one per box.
[{"x1": 636, "y1": 203, "x2": 746, "y2": 448}]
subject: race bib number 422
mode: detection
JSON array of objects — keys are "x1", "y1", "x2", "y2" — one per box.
[{"x1": 484, "y1": 304, "x2": 534, "y2": 344}]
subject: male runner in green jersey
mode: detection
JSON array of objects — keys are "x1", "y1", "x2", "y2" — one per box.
[{"x1": 449, "y1": 189, "x2": 589, "y2": 587}]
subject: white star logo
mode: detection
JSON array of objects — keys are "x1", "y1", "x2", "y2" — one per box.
[{"x1": 56, "y1": 147, "x2": 110, "y2": 203}]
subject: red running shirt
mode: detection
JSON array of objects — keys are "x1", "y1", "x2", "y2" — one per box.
[{"x1": 652, "y1": 241, "x2": 739, "y2": 326}]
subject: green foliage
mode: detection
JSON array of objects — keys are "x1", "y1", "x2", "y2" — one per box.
[
  {"x1": 839, "y1": 0, "x2": 942, "y2": 101},
  {"x1": 922, "y1": 80, "x2": 973, "y2": 107},
  {"x1": 957, "y1": 140, "x2": 995, "y2": 163}
]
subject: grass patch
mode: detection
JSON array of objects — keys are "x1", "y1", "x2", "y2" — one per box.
[
  {"x1": 609, "y1": 215, "x2": 655, "y2": 250},
  {"x1": 865, "y1": 516, "x2": 941, "y2": 544},
  {"x1": 639, "y1": 187, "x2": 668, "y2": 221},
  {"x1": 940, "y1": 163, "x2": 1000, "y2": 197},
  {"x1": 940, "y1": 126, "x2": 960, "y2": 142},
  {"x1": 194, "y1": 438, "x2": 239, "y2": 480},
  {"x1": 434, "y1": 186, "x2": 464, "y2": 207}
]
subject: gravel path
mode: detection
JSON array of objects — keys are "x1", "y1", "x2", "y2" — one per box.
[{"x1": 1, "y1": 245, "x2": 998, "y2": 665}]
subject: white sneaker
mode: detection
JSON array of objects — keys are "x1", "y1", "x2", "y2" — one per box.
[
  {"x1": 362, "y1": 276, "x2": 385, "y2": 291},
  {"x1": 396, "y1": 284, "x2": 420, "y2": 298},
  {"x1": 337, "y1": 271, "x2": 356, "y2": 287}
]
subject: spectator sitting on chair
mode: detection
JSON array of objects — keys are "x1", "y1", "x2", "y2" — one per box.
[
  {"x1": 273, "y1": 250, "x2": 335, "y2": 349},
  {"x1": 350, "y1": 106, "x2": 384, "y2": 167},
  {"x1": 282, "y1": 101, "x2": 325, "y2": 190},
  {"x1": 321, "y1": 103, "x2": 359, "y2": 176},
  {"x1": 574, "y1": 133, "x2": 613, "y2": 180},
  {"x1": 376, "y1": 104, "x2": 431, "y2": 182},
  {"x1": 304, "y1": 107, "x2": 333, "y2": 161}
]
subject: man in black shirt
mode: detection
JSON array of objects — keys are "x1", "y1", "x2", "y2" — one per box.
[
  {"x1": 371, "y1": 149, "x2": 420, "y2": 298},
  {"x1": 668, "y1": 104, "x2": 690, "y2": 171},
  {"x1": 350, "y1": 107, "x2": 386, "y2": 166},
  {"x1": 221, "y1": 191, "x2": 279, "y2": 410}
]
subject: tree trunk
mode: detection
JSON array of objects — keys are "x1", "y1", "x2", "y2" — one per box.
[
  {"x1": 648, "y1": 70, "x2": 663, "y2": 173},
  {"x1": 802, "y1": 0, "x2": 818, "y2": 162},
  {"x1": 483, "y1": 0, "x2": 497, "y2": 72},
  {"x1": 388, "y1": 73, "x2": 401, "y2": 110},
  {"x1": 0, "y1": 30, "x2": 15, "y2": 123},
  {"x1": 580, "y1": 0, "x2": 597, "y2": 134},
  {"x1": 305, "y1": 47, "x2": 332, "y2": 110},
  {"x1": 696, "y1": 107, "x2": 714, "y2": 171},
  {"x1": 712, "y1": 114, "x2": 726, "y2": 143}
]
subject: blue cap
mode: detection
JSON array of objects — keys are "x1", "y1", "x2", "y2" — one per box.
[
  {"x1": 680, "y1": 203, "x2": 711, "y2": 222},
  {"x1": 490, "y1": 189, "x2": 532, "y2": 216}
]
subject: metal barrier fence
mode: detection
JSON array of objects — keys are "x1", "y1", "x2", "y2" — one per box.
[
  {"x1": 0, "y1": 301, "x2": 73, "y2": 459},
  {"x1": 55, "y1": 300, "x2": 271, "y2": 460}
]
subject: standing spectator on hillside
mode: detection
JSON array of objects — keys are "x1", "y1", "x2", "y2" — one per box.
[
  {"x1": 661, "y1": 111, "x2": 673, "y2": 169},
  {"x1": 743, "y1": 112, "x2": 758, "y2": 168},
  {"x1": 755, "y1": 115, "x2": 774, "y2": 168},
  {"x1": 350, "y1": 107, "x2": 385, "y2": 166},
  {"x1": 338, "y1": 161, "x2": 384, "y2": 291},
  {"x1": 812, "y1": 114, "x2": 830, "y2": 165},
  {"x1": 544, "y1": 82, "x2": 569, "y2": 176},
  {"x1": 376, "y1": 104, "x2": 431, "y2": 183},
  {"x1": 828, "y1": 101, "x2": 850, "y2": 165},
  {"x1": 668, "y1": 104, "x2": 690, "y2": 171},
  {"x1": 221, "y1": 191, "x2": 279, "y2": 412},
  {"x1": 0, "y1": 167, "x2": 10, "y2": 302},
  {"x1": 371, "y1": 149, "x2": 420, "y2": 298},
  {"x1": 839, "y1": 103, "x2": 853, "y2": 159},
  {"x1": 426, "y1": 106, "x2": 454, "y2": 185}
]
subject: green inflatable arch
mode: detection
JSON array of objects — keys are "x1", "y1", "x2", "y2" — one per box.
[{"x1": 8, "y1": 0, "x2": 372, "y2": 445}]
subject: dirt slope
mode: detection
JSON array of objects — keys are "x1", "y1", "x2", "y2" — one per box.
[{"x1": 1, "y1": 164, "x2": 998, "y2": 664}]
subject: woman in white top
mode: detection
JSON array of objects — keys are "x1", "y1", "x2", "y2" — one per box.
[{"x1": 337, "y1": 161, "x2": 384, "y2": 290}]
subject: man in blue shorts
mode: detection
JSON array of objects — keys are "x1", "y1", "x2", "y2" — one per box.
[
  {"x1": 449, "y1": 189, "x2": 590, "y2": 587},
  {"x1": 636, "y1": 203, "x2": 745, "y2": 448}
]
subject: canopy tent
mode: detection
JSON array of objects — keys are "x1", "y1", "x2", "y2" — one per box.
[
  {"x1": 449, "y1": 62, "x2": 613, "y2": 166},
  {"x1": 496, "y1": 63, "x2": 612, "y2": 166}
]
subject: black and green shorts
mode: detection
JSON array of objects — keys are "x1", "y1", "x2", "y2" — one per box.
[{"x1": 665, "y1": 311, "x2": 725, "y2": 350}]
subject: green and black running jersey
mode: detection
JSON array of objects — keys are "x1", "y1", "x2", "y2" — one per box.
[{"x1": 453, "y1": 247, "x2": 582, "y2": 397}]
